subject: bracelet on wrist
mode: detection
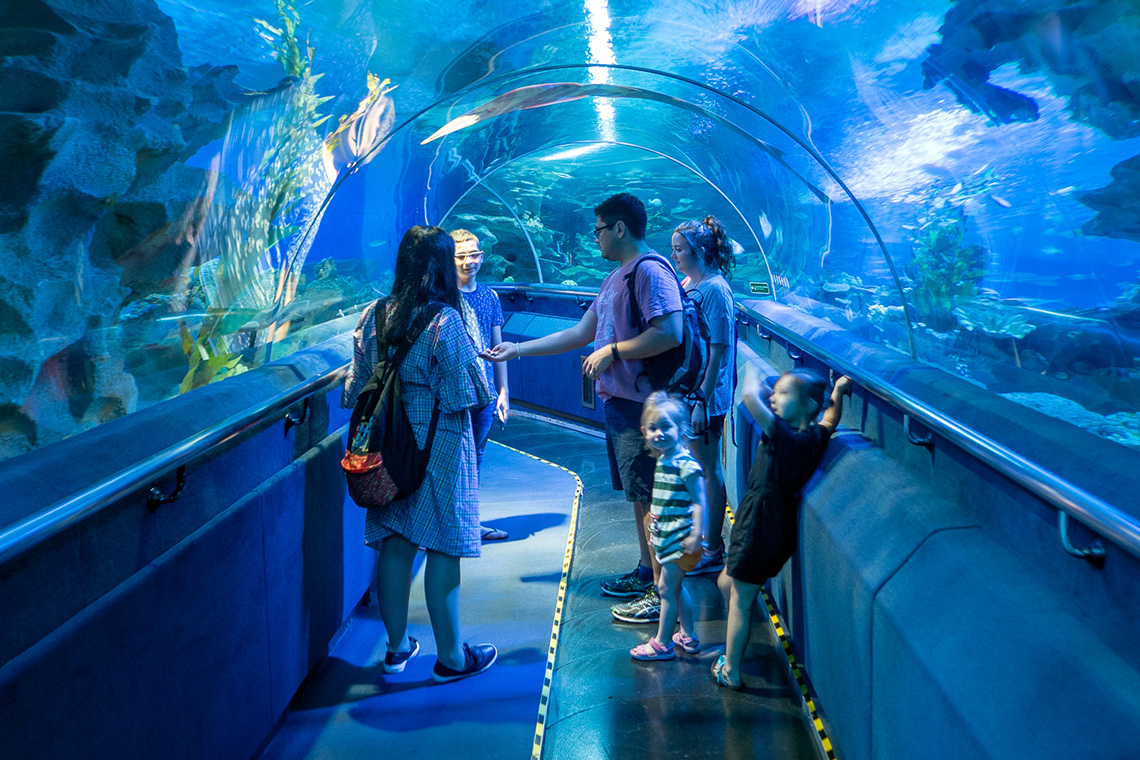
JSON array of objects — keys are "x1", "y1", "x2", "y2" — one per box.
[
  {"x1": 611, "y1": 342, "x2": 620, "y2": 361},
  {"x1": 516, "y1": 342, "x2": 523, "y2": 359}
]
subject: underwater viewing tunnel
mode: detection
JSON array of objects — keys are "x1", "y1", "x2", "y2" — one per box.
[{"x1": 1, "y1": 0, "x2": 1139, "y2": 758}]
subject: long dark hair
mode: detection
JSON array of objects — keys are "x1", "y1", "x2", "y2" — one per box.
[
  {"x1": 379, "y1": 225, "x2": 460, "y2": 344},
  {"x1": 674, "y1": 215, "x2": 735, "y2": 279}
]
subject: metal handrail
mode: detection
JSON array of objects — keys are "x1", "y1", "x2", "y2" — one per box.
[
  {"x1": 738, "y1": 302, "x2": 1140, "y2": 562},
  {"x1": 0, "y1": 364, "x2": 350, "y2": 565},
  {"x1": 493, "y1": 283, "x2": 1140, "y2": 559},
  {"x1": 490, "y1": 283, "x2": 598, "y2": 299},
  {"x1": 4, "y1": 288, "x2": 1136, "y2": 565}
]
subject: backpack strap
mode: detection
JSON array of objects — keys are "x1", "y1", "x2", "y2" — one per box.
[
  {"x1": 382, "y1": 300, "x2": 446, "y2": 447},
  {"x1": 624, "y1": 253, "x2": 684, "y2": 331},
  {"x1": 375, "y1": 300, "x2": 447, "y2": 369}
]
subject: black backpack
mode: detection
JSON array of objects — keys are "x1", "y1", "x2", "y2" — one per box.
[
  {"x1": 341, "y1": 300, "x2": 445, "y2": 509},
  {"x1": 625, "y1": 253, "x2": 710, "y2": 399}
]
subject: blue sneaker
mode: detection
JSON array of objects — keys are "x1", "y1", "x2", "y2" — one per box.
[
  {"x1": 600, "y1": 566, "x2": 654, "y2": 598},
  {"x1": 687, "y1": 547, "x2": 724, "y2": 576}
]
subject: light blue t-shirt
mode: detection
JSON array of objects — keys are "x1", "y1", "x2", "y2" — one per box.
[{"x1": 685, "y1": 274, "x2": 735, "y2": 417}]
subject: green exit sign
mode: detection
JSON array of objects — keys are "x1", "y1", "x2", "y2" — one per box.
[{"x1": 749, "y1": 282, "x2": 771, "y2": 295}]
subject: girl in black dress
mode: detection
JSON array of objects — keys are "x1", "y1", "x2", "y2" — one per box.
[{"x1": 712, "y1": 364, "x2": 851, "y2": 690}]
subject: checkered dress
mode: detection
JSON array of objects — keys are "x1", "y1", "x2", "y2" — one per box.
[{"x1": 342, "y1": 300, "x2": 493, "y2": 557}]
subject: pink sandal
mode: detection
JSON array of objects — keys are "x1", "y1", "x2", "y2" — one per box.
[
  {"x1": 630, "y1": 637, "x2": 675, "y2": 661},
  {"x1": 671, "y1": 631, "x2": 701, "y2": 654}
]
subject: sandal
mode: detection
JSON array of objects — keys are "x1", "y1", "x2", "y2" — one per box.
[
  {"x1": 630, "y1": 637, "x2": 675, "y2": 661},
  {"x1": 480, "y1": 525, "x2": 509, "y2": 541},
  {"x1": 671, "y1": 631, "x2": 701, "y2": 654},
  {"x1": 712, "y1": 654, "x2": 743, "y2": 691}
]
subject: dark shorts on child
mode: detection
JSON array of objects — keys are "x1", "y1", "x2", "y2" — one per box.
[
  {"x1": 604, "y1": 397, "x2": 655, "y2": 503},
  {"x1": 726, "y1": 489, "x2": 798, "y2": 584}
]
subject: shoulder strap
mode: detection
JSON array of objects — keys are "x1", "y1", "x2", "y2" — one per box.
[
  {"x1": 386, "y1": 302, "x2": 447, "y2": 368},
  {"x1": 625, "y1": 253, "x2": 684, "y2": 330}
]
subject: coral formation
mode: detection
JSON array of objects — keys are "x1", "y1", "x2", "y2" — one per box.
[{"x1": 1002, "y1": 392, "x2": 1140, "y2": 450}]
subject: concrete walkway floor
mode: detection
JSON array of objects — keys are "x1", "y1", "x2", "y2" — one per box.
[{"x1": 258, "y1": 415, "x2": 818, "y2": 760}]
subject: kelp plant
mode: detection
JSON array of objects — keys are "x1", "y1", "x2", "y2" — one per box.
[
  {"x1": 180, "y1": 0, "x2": 391, "y2": 392},
  {"x1": 904, "y1": 169, "x2": 995, "y2": 333}
]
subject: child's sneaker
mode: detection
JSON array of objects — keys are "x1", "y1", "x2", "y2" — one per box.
[
  {"x1": 671, "y1": 631, "x2": 701, "y2": 654},
  {"x1": 611, "y1": 589, "x2": 660, "y2": 624},
  {"x1": 686, "y1": 547, "x2": 724, "y2": 575},
  {"x1": 630, "y1": 637, "x2": 675, "y2": 661},
  {"x1": 382, "y1": 637, "x2": 420, "y2": 673},
  {"x1": 600, "y1": 566, "x2": 654, "y2": 597}
]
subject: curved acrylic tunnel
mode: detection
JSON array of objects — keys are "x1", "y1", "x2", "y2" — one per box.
[
  {"x1": 1, "y1": 0, "x2": 1138, "y2": 460},
  {"x1": 3, "y1": 4, "x2": 1140, "y2": 760}
]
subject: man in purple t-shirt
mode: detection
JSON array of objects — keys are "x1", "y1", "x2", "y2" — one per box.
[{"x1": 486, "y1": 193, "x2": 682, "y2": 612}]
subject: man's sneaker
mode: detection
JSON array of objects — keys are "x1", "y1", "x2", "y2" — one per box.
[
  {"x1": 382, "y1": 637, "x2": 420, "y2": 673},
  {"x1": 687, "y1": 547, "x2": 725, "y2": 576},
  {"x1": 431, "y1": 643, "x2": 497, "y2": 684},
  {"x1": 611, "y1": 589, "x2": 660, "y2": 624},
  {"x1": 600, "y1": 566, "x2": 655, "y2": 598}
]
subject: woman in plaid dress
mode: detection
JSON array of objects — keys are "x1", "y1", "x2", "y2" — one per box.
[{"x1": 342, "y1": 226, "x2": 498, "y2": 683}]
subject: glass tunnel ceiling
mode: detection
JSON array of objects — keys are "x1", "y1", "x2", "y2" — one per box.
[{"x1": 4, "y1": 0, "x2": 1140, "y2": 462}]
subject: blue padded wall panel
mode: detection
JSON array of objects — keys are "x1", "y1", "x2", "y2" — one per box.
[
  {"x1": 0, "y1": 421, "x2": 375, "y2": 760},
  {"x1": 0, "y1": 336, "x2": 354, "y2": 672},
  {"x1": 260, "y1": 429, "x2": 375, "y2": 717},
  {"x1": 872, "y1": 529, "x2": 1140, "y2": 760},
  {"x1": 794, "y1": 442, "x2": 979, "y2": 760},
  {"x1": 0, "y1": 493, "x2": 274, "y2": 760}
]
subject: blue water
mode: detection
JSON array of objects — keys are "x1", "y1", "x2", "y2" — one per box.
[{"x1": 6, "y1": 0, "x2": 1140, "y2": 461}]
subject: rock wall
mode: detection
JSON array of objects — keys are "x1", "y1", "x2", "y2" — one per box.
[
  {"x1": 0, "y1": 0, "x2": 246, "y2": 458},
  {"x1": 922, "y1": 0, "x2": 1140, "y2": 242}
]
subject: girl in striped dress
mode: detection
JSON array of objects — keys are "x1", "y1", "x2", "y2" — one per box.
[{"x1": 629, "y1": 392, "x2": 709, "y2": 661}]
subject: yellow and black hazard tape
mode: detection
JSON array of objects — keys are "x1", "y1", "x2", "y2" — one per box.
[
  {"x1": 760, "y1": 587, "x2": 838, "y2": 760},
  {"x1": 725, "y1": 504, "x2": 838, "y2": 760},
  {"x1": 487, "y1": 441, "x2": 584, "y2": 760}
]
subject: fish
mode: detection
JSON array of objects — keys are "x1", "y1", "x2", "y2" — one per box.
[
  {"x1": 990, "y1": 195, "x2": 1012, "y2": 208},
  {"x1": 921, "y1": 164, "x2": 955, "y2": 181},
  {"x1": 648, "y1": 198, "x2": 663, "y2": 206},
  {"x1": 758, "y1": 212, "x2": 773, "y2": 238},
  {"x1": 552, "y1": 172, "x2": 573, "y2": 179},
  {"x1": 421, "y1": 83, "x2": 595, "y2": 144},
  {"x1": 986, "y1": 273, "x2": 1061, "y2": 286},
  {"x1": 368, "y1": 240, "x2": 386, "y2": 247}
]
